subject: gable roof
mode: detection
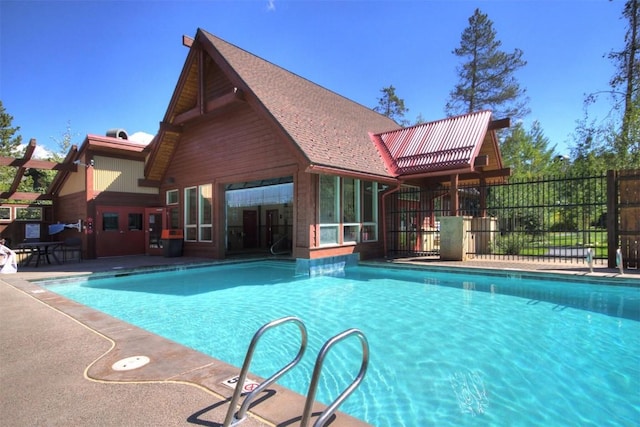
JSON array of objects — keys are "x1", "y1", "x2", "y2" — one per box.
[
  {"x1": 145, "y1": 29, "x2": 401, "y2": 183},
  {"x1": 371, "y1": 110, "x2": 507, "y2": 181}
]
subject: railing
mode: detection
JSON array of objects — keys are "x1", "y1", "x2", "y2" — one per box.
[
  {"x1": 223, "y1": 316, "x2": 307, "y2": 427},
  {"x1": 301, "y1": 329, "x2": 369, "y2": 427},
  {"x1": 385, "y1": 172, "x2": 615, "y2": 264}
]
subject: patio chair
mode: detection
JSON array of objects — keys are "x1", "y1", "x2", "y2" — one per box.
[{"x1": 61, "y1": 237, "x2": 83, "y2": 263}]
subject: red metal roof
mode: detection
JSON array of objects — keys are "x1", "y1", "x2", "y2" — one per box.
[{"x1": 371, "y1": 110, "x2": 493, "y2": 177}]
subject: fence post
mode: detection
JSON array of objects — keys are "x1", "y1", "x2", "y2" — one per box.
[{"x1": 606, "y1": 170, "x2": 617, "y2": 268}]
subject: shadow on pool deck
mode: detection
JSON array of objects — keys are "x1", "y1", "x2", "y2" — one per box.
[{"x1": 1, "y1": 254, "x2": 637, "y2": 426}]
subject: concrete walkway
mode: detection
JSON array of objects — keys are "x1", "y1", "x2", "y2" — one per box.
[
  {"x1": 1, "y1": 255, "x2": 637, "y2": 426},
  {"x1": 0, "y1": 255, "x2": 369, "y2": 427}
]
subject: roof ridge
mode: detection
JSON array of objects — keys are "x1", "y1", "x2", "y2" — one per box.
[{"x1": 199, "y1": 29, "x2": 395, "y2": 124}]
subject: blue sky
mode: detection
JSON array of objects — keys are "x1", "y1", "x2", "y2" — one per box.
[{"x1": 0, "y1": 0, "x2": 625, "y2": 158}]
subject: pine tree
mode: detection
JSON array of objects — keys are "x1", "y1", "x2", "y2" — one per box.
[
  {"x1": 446, "y1": 8, "x2": 529, "y2": 120},
  {"x1": 0, "y1": 101, "x2": 24, "y2": 192},
  {"x1": 373, "y1": 85, "x2": 409, "y2": 126}
]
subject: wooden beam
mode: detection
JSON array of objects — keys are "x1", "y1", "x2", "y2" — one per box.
[
  {"x1": 182, "y1": 35, "x2": 194, "y2": 48},
  {"x1": 0, "y1": 157, "x2": 77, "y2": 171},
  {"x1": 174, "y1": 88, "x2": 245, "y2": 125},
  {"x1": 458, "y1": 168, "x2": 512, "y2": 181},
  {"x1": 0, "y1": 191, "x2": 53, "y2": 201},
  {"x1": 159, "y1": 121, "x2": 182, "y2": 135},
  {"x1": 488, "y1": 118, "x2": 510, "y2": 130},
  {"x1": 137, "y1": 178, "x2": 162, "y2": 188}
]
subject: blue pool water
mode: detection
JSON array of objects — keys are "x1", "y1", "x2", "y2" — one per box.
[{"x1": 46, "y1": 261, "x2": 640, "y2": 426}]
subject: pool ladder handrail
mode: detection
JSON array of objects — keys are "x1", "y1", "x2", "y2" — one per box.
[
  {"x1": 223, "y1": 316, "x2": 308, "y2": 427},
  {"x1": 301, "y1": 328, "x2": 370, "y2": 427}
]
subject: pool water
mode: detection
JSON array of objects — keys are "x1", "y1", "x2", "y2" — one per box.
[{"x1": 46, "y1": 261, "x2": 640, "y2": 426}]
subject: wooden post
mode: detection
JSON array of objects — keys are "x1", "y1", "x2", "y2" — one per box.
[
  {"x1": 607, "y1": 170, "x2": 617, "y2": 268},
  {"x1": 450, "y1": 174, "x2": 459, "y2": 216},
  {"x1": 479, "y1": 176, "x2": 487, "y2": 218}
]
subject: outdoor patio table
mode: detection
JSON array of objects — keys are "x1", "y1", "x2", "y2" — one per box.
[{"x1": 17, "y1": 241, "x2": 62, "y2": 267}]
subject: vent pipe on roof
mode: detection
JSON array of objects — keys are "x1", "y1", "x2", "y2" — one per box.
[{"x1": 106, "y1": 129, "x2": 129, "y2": 140}]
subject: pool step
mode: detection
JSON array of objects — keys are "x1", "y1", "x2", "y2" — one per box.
[{"x1": 223, "y1": 316, "x2": 369, "y2": 427}]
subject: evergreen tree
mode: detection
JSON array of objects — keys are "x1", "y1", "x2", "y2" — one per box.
[
  {"x1": 446, "y1": 8, "x2": 529, "y2": 120},
  {"x1": 373, "y1": 85, "x2": 409, "y2": 126},
  {"x1": 0, "y1": 101, "x2": 24, "y2": 192}
]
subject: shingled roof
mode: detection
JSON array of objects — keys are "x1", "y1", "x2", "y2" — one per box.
[{"x1": 145, "y1": 29, "x2": 401, "y2": 183}]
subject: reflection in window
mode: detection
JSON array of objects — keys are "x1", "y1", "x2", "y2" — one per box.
[
  {"x1": 318, "y1": 175, "x2": 378, "y2": 245},
  {"x1": 128, "y1": 213, "x2": 143, "y2": 231},
  {"x1": 103, "y1": 213, "x2": 119, "y2": 231},
  {"x1": 15, "y1": 207, "x2": 42, "y2": 221},
  {"x1": 0, "y1": 207, "x2": 10, "y2": 221},
  {"x1": 166, "y1": 189, "x2": 179, "y2": 205}
]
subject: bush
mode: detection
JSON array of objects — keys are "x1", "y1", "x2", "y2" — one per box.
[{"x1": 490, "y1": 233, "x2": 529, "y2": 255}]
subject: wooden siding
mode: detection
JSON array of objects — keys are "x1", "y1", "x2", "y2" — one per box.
[
  {"x1": 58, "y1": 166, "x2": 85, "y2": 197},
  {"x1": 93, "y1": 156, "x2": 158, "y2": 195},
  {"x1": 164, "y1": 106, "x2": 297, "y2": 187},
  {"x1": 204, "y1": 54, "x2": 234, "y2": 100}
]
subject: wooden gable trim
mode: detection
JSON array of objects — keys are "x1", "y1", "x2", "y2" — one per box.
[
  {"x1": 173, "y1": 87, "x2": 245, "y2": 126},
  {"x1": 195, "y1": 30, "x2": 311, "y2": 167},
  {"x1": 47, "y1": 145, "x2": 79, "y2": 196}
]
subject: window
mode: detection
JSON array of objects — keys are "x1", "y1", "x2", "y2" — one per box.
[
  {"x1": 185, "y1": 187, "x2": 197, "y2": 241},
  {"x1": 128, "y1": 213, "x2": 143, "y2": 231},
  {"x1": 15, "y1": 207, "x2": 42, "y2": 221},
  {"x1": 319, "y1": 176, "x2": 378, "y2": 246},
  {"x1": 102, "y1": 212, "x2": 119, "y2": 231},
  {"x1": 166, "y1": 189, "x2": 178, "y2": 205},
  {"x1": 199, "y1": 184, "x2": 212, "y2": 241},
  {"x1": 185, "y1": 184, "x2": 212, "y2": 242},
  {"x1": 319, "y1": 175, "x2": 339, "y2": 245},
  {"x1": 0, "y1": 207, "x2": 11, "y2": 221}
]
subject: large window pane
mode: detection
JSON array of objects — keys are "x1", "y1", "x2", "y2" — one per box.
[
  {"x1": 362, "y1": 181, "x2": 376, "y2": 222},
  {"x1": 319, "y1": 175, "x2": 338, "y2": 223},
  {"x1": 185, "y1": 187, "x2": 197, "y2": 226},
  {"x1": 199, "y1": 184, "x2": 212, "y2": 242},
  {"x1": 343, "y1": 178, "x2": 358, "y2": 223}
]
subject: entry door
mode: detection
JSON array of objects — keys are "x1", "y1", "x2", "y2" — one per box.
[
  {"x1": 145, "y1": 207, "x2": 166, "y2": 256},
  {"x1": 243, "y1": 210, "x2": 258, "y2": 248},
  {"x1": 95, "y1": 206, "x2": 145, "y2": 257}
]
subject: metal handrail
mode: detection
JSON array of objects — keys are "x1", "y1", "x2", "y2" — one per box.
[
  {"x1": 223, "y1": 316, "x2": 308, "y2": 427},
  {"x1": 300, "y1": 328, "x2": 369, "y2": 427},
  {"x1": 270, "y1": 234, "x2": 290, "y2": 255}
]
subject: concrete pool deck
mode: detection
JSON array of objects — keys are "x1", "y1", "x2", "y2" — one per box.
[{"x1": 1, "y1": 255, "x2": 637, "y2": 426}]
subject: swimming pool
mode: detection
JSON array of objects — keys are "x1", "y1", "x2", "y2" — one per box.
[{"x1": 46, "y1": 261, "x2": 639, "y2": 426}]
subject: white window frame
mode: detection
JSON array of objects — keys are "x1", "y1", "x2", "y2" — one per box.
[
  {"x1": 319, "y1": 175, "x2": 340, "y2": 246},
  {"x1": 184, "y1": 186, "x2": 198, "y2": 242},
  {"x1": 199, "y1": 184, "x2": 212, "y2": 242},
  {"x1": 318, "y1": 175, "x2": 378, "y2": 246},
  {"x1": 166, "y1": 189, "x2": 179, "y2": 205}
]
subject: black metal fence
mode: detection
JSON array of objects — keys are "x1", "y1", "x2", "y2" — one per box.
[{"x1": 386, "y1": 172, "x2": 612, "y2": 264}]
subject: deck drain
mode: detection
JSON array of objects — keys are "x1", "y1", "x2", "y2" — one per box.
[{"x1": 112, "y1": 356, "x2": 150, "y2": 371}]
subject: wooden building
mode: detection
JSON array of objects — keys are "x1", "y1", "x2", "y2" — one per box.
[{"x1": 1, "y1": 29, "x2": 508, "y2": 261}]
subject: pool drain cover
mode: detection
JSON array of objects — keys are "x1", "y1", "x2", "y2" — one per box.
[{"x1": 112, "y1": 356, "x2": 150, "y2": 371}]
